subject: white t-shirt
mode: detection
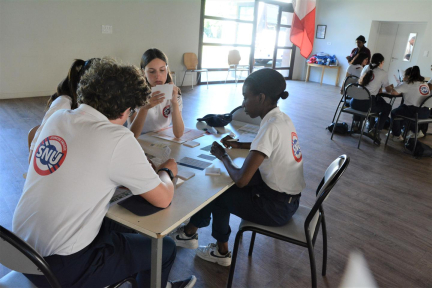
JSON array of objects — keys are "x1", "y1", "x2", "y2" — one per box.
[
  {"x1": 346, "y1": 64, "x2": 363, "y2": 78},
  {"x1": 13, "y1": 104, "x2": 161, "y2": 257},
  {"x1": 140, "y1": 95, "x2": 183, "y2": 134},
  {"x1": 250, "y1": 107, "x2": 306, "y2": 195},
  {"x1": 360, "y1": 65, "x2": 389, "y2": 96},
  {"x1": 30, "y1": 96, "x2": 72, "y2": 151},
  {"x1": 395, "y1": 81, "x2": 431, "y2": 106}
]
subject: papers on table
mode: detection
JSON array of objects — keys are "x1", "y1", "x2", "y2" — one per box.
[
  {"x1": 178, "y1": 157, "x2": 212, "y2": 171},
  {"x1": 140, "y1": 140, "x2": 171, "y2": 168},
  {"x1": 238, "y1": 123, "x2": 260, "y2": 134},
  {"x1": 151, "y1": 127, "x2": 205, "y2": 144},
  {"x1": 109, "y1": 186, "x2": 132, "y2": 207},
  {"x1": 151, "y1": 84, "x2": 173, "y2": 98}
]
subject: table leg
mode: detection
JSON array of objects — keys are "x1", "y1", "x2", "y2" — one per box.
[
  {"x1": 151, "y1": 237, "x2": 163, "y2": 288},
  {"x1": 335, "y1": 67, "x2": 341, "y2": 86},
  {"x1": 320, "y1": 67, "x2": 325, "y2": 85},
  {"x1": 305, "y1": 65, "x2": 311, "y2": 82}
]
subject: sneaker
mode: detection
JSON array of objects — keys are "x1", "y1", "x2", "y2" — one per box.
[
  {"x1": 406, "y1": 130, "x2": 425, "y2": 139},
  {"x1": 196, "y1": 243, "x2": 232, "y2": 266},
  {"x1": 166, "y1": 275, "x2": 197, "y2": 288},
  {"x1": 392, "y1": 135, "x2": 404, "y2": 142},
  {"x1": 169, "y1": 224, "x2": 198, "y2": 249}
]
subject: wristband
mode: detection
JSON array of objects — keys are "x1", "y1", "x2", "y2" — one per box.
[{"x1": 158, "y1": 168, "x2": 174, "y2": 181}]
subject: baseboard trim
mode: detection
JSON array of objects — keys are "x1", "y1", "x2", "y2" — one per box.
[{"x1": 0, "y1": 91, "x2": 53, "y2": 100}]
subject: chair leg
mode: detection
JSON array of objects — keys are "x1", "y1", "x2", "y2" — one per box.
[
  {"x1": 206, "y1": 71, "x2": 209, "y2": 89},
  {"x1": 330, "y1": 109, "x2": 343, "y2": 140},
  {"x1": 307, "y1": 242, "x2": 317, "y2": 288},
  {"x1": 181, "y1": 71, "x2": 187, "y2": 87},
  {"x1": 412, "y1": 123, "x2": 419, "y2": 155},
  {"x1": 385, "y1": 117, "x2": 393, "y2": 146},
  {"x1": 331, "y1": 95, "x2": 345, "y2": 123},
  {"x1": 225, "y1": 69, "x2": 230, "y2": 83},
  {"x1": 321, "y1": 216, "x2": 327, "y2": 276},
  {"x1": 191, "y1": 72, "x2": 194, "y2": 89},
  {"x1": 248, "y1": 231, "x2": 256, "y2": 256},
  {"x1": 227, "y1": 230, "x2": 243, "y2": 288},
  {"x1": 358, "y1": 117, "x2": 367, "y2": 149}
]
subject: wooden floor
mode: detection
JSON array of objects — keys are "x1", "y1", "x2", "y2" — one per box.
[{"x1": 1, "y1": 81, "x2": 431, "y2": 287}]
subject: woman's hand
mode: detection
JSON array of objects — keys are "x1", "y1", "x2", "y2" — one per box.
[
  {"x1": 220, "y1": 135, "x2": 241, "y2": 149},
  {"x1": 143, "y1": 91, "x2": 165, "y2": 110},
  {"x1": 170, "y1": 82, "x2": 180, "y2": 105},
  {"x1": 210, "y1": 141, "x2": 228, "y2": 160}
]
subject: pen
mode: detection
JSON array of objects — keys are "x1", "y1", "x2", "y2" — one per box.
[{"x1": 226, "y1": 139, "x2": 239, "y2": 142}]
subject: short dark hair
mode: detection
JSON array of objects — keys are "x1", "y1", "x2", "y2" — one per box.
[
  {"x1": 356, "y1": 35, "x2": 366, "y2": 43},
  {"x1": 140, "y1": 48, "x2": 173, "y2": 84},
  {"x1": 244, "y1": 68, "x2": 289, "y2": 103},
  {"x1": 352, "y1": 53, "x2": 369, "y2": 66},
  {"x1": 77, "y1": 57, "x2": 151, "y2": 120}
]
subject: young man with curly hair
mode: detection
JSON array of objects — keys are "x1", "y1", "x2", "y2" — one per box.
[{"x1": 13, "y1": 58, "x2": 196, "y2": 288}]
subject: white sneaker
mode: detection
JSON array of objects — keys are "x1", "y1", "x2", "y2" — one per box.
[
  {"x1": 195, "y1": 243, "x2": 232, "y2": 266},
  {"x1": 392, "y1": 135, "x2": 404, "y2": 142},
  {"x1": 407, "y1": 130, "x2": 425, "y2": 139},
  {"x1": 169, "y1": 224, "x2": 198, "y2": 249}
]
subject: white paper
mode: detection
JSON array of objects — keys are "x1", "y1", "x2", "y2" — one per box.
[{"x1": 151, "y1": 84, "x2": 174, "y2": 98}]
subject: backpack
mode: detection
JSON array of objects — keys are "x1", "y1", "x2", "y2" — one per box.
[
  {"x1": 327, "y1": 122, "x2": 349, "y2": 134},
  {"x1": 405, "y1": 138, "x2": 432, "y2": 158}
]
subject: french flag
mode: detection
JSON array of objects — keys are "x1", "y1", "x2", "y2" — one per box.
[{"x1": 290, "y1": 0, "x2": 316, "y2": 58}]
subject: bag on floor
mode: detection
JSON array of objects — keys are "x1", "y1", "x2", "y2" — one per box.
[
  {"x1": 405, "y1": 138, "x2": 432, "y2": 158},
  {"x1": 327, "y1": 122, "x2": 349, "y2": 134}
]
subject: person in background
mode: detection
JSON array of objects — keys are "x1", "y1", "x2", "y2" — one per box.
[
  {"x1": 346, "y1": 35, "x2": 371, "y2": 64},
  {"x1": 346, "y1": 53, "x2": 369, "y2": 78},
  {"x1": 14, "y1": 57, "x2": 196, "y2": 288},
  {"x1": 129, "y1": 48, "x2": 184, "y2": 138},
  {"x1": 388, "y1": 66, "x2": 431, "y2": 141},
  {"x1": 28, "y1": 58, "x2": 97, "y2": 163},
  {"x1": 350, "y1": 53, "x2": 393, "y2": 143},
  {"x1": 169, "y1": 69, "x2": 305, "y2": 267}
]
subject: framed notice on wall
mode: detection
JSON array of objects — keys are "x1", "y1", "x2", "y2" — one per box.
[{"x1": 316, "y1": 25, "x2": 327, "y2": 39}]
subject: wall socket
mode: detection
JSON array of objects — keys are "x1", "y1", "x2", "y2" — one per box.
[{"x1": 102, "y1": 25, "x2": 112, "y2": 34}]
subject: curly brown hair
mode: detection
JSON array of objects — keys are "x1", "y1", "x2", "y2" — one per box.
[{"x1": 77, "y1": 57, "x2": 150, "y2": 120}]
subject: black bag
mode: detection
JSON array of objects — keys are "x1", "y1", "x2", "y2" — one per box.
[
  {"x1": 197, "y1": 106, "x2": 242, "y2": 127},
  {"x1": 405, "y1": 138, "x2": 432, "y2": 158},
  {"x1": 327, "y1": 122, "x2": 349, "y2": 134}
]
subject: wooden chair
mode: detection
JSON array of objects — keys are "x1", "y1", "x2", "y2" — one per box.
[
  {"x1": 227, "y1": 155, "x2": 350, "y2": 288},
  {"x1": 181, "y1": 53, "x2": 208, "y2": 89},
  {"x1": 0, "y1": 225, "x2": 137, "y2": 288},
  {"x1": 225, "y1": 50, "x2": 249, "y2": 86}
]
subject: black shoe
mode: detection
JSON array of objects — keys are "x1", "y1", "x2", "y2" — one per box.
[
  {"x1": 367, "y1": 130, "x2": 381, "y2": 145},
  {"x1": 166, "y1": 275, "x2": 197, "y2": 288}
]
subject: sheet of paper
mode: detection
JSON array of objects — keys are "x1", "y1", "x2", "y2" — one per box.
[
  {"x1": 151, "y1": 127, "x2": 205, "y2": 144},
  {"x1": 178, "y1": 157, "x2": 212, "y2": 170},
  {"x1": 200, "y1": 144, "x2": 212, "y2": 152},
  {"x1": 151, "y1": 83, "x2": 174, "y2": 98},
  {"x1": 140, "y1": 140, "x2": 171, "y2": 163},
  {"x1": 238, "y1": 123, "x2": 260, "y2": 134},
  {"x1": 109, "y1": 187, "x2": 132, "y2": 207}
]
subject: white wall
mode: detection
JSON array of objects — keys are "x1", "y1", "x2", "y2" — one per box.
[
  {"x1": 304, "y1": 0, "x2": 432, "y2": 86},
  {"x1": 0, "y1": 0, "x2": 201, "y2": 99}
]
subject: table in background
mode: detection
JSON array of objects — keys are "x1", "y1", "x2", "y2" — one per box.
[
  {"x1": 106, "y1": 123, "x2": 250, "y2": 288},
  {"x1": 305, "y1": 63, "x2": 341, "y2": 86}
]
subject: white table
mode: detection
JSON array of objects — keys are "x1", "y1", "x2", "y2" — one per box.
[{"x1": 106, "y1": 123, "x2": 250, "y2": 288}]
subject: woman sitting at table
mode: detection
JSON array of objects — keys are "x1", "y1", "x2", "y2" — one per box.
[
  {"x1": 350, "y1": 53, "x2": 393, "y2": 144},
  {"x1": 346, "y1": 53, "x2": 369, "y2": 78},
  {"x1": 129, "y1": 48, "x2": 184, "y2": 138},
  {"x1": 388, "y1": 66, "x2": 431, "y2": 141},
  {"x1": 170, "y1": 68, "x2": 305, "y2": 266},
  {"x1": 28, "y1": 58, "x2": 97, "y2": 163}
]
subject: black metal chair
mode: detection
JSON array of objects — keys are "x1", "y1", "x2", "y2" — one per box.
[
  {"x1": 331, "y1": 75, "x2": 359, "y2": 123},
  {"x1": 227, "y1": 155, "x2": 350, "y2": 288},
  {"x1": 331, "y1": 83, "x2": 378, "y2": 148},
  {"x1": 384, "y1": 95, "x2": 432, "y2": 153},
  {"x1": 0, "y1": 225, "x2": 137, "y2": 288}
]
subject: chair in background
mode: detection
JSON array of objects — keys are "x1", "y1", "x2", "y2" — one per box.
[
  {"x1": 331, "y1": 83, "x2": 378, "y2": 149},
  {"x1": 231, "y1": 106, "x2": 261, "y2": 125},
  {"x1": 331, "y1": 75, "x2": 359, "y2": 123},
  {"x1": 384, "y1": 95, "x2": 432, "y2": 153},
  {"x1": 0, "y1": 225, "x2": 137, "y2": 288},
  {"x1": 181, "y1": 53, "x2": 208, "y2": 89},
  {"x1": 227, "y1": 155, "x2": 350, "y2": 288},
  {"x1": 225, "y1": 50, "x2": 249, "y2": 86}
]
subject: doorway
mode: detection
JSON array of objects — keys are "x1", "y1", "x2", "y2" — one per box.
[{"x1": 370, "y1": 22, "x2": 427, "y2": 85}]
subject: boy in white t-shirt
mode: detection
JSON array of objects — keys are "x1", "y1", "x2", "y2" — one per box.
[
  {"x1": 388, "y1": 66, "x2": 431, "y2": 141},
  {"x1": 13, "y1": 58, "x2": 196, "y2": 288},
  {"x1": 169, "y1": 69, "x2": 305, "y2": 267}
]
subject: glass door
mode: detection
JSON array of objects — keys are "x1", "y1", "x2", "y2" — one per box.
[{"x1": 252, "y1": 1, "x2": 295, "y2": 79}]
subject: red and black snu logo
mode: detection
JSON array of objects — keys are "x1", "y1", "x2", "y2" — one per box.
[
  {"x1": 33, "y1": 136, "x2": 67, "y2": 176},
  {"x1": 162, "y1": 104, "x2": 171, "y2": 118}
]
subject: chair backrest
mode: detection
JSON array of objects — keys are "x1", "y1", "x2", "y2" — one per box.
[
  {"x1": 0, "y1": 226, "x2": 61, "y2": 287},
  {"x1": 183, "y1": 53, "x2": 198, "y2": 70},
  {"x1": 304, "y1": 155, "x2": 350, "y2": 230},
  {"x1": 345, "y1": 83, "x2": 371, "y2": 102},
  {"x1": 420, "y1": 95, "x2": 432, "y2": 108},
  {"x1": 228, "y1": 50, "x2": 241, "y2": 65},
  {"x1": 342, "y1": 75, "x2": 359, "y2": 95},
  {"x1": 231, "y1": 106, "x2": 262, "y2": 125}
]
